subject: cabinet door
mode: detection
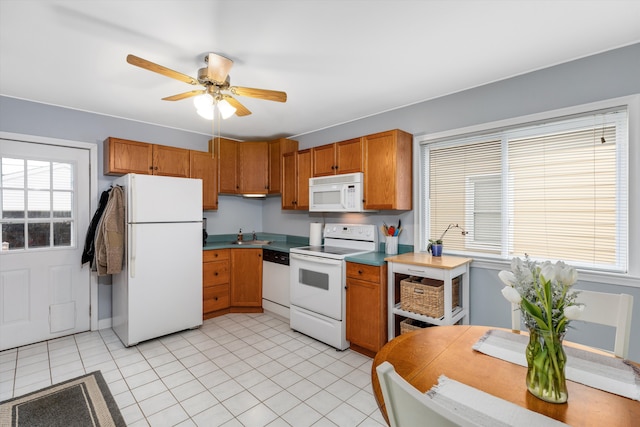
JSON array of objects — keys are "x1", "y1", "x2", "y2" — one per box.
[
  {"x1": 346, "y1": 262, "x2": 387, "y2": 354},
  {"x1": 239, "y1": 141, "x2": 269, "y2": 194},
  {"x1": 311, "y1": 143, "x2": 336, "y2": 177},
  {"x1": 281, "y1": 151, "x2": 297, "y2": 210},
  {"x1": 203, "y1": 260, "x2": 230, "y2": 287},
  {"x1": 217, "y1": 138, "x2": 239, "y2": 194},
  {"x1": 203, "y1": 285, "x2": 230, "y2": 313},
  {"x1": 363, "y1": 130, "x2": 412, "y2": 210},
  {"x1": 346, "y1": 277, "x2": 382, "y2": 353},
  {"x1": 296, "y1": 149, "x2": 312, "y2": 210},
  {"x1": 103, "y1": 137, "x2": 153, "y2": 176},
  {"x1": 230, "y1": 249, "x2": 263, "y2": 307},
  {"x1": 153, "y1": 145, "x2": 190, "y2": 177},
  {"x1": 336, "y1": 138, "x2": 362, "y2": 174},
  {"x1": 268, "y1": 138, "x2": 298, "y2": 194},
  {"x1": 190, "y1": 150, "x2": 218, "y2": 210}
]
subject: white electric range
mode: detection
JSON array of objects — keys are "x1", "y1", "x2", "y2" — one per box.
[{"x1": 289, "y1": 223, "x2": 377, "y2": 350}]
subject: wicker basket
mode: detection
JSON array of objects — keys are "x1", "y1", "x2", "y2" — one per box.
[
  {"x1": 400, "y1": 276, "x2": 460, "y2": 318},
  {"x1": 400, "y1": 318, "x2": 431, "y2": 334}
]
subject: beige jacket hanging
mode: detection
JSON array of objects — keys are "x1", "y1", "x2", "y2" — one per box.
[{"x1": 95, "y1": 186, "x2": 125, "y2": 276}]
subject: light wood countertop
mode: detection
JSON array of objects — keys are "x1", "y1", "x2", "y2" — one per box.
[{"x1": 384, "y1": 252, "x2": 472, "y2": 269}]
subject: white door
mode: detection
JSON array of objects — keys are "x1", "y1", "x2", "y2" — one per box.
[{"x1": 0, "y1": 139, "x2": 91, "y2": 350}]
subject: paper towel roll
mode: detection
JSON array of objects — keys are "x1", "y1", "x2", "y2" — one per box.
[{"x1": 310, "y1": 222, "x2": 323, "y2": 246}]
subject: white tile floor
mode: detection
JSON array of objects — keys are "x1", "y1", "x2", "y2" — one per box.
[{"x1": 0, "y1": 312, "x2": 387, "y2": 427}]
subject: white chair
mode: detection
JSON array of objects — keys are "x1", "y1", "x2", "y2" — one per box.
[
  {"x1": 511, "y1": 290, "x2": 633, "y2": 358},
  {"x1": 376, "y1": 361, "x2": 474, "y2": 427}
]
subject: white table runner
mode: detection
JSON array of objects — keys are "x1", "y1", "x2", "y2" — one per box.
[
  {"x1": 427, "y1": 375, "x2": 569, "y2": 426},
  {"x1": 472, "y1": 329, "x2": 640, "y2": 401}
]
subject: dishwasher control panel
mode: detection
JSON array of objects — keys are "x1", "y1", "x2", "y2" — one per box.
[{"x1": 263, "y1": 249, "x2": 290, "y2": 265}]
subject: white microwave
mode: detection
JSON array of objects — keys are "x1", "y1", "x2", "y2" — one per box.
[{"x1": 309, "y1": 172, "x2": 367, "y2": 212}]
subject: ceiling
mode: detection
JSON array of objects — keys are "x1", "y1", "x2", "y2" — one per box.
[{"x1": 1, "y1": 1, "x2": 640, "y2": 141}]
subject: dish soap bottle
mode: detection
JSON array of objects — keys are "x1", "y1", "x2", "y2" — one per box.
[{"x1": 237, "y1": 228, "x2": 243, "y2": 242}]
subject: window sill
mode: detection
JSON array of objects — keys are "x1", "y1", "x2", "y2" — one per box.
[{"x1": 468, "y1": 256, "x2": 640, "y2": 289}]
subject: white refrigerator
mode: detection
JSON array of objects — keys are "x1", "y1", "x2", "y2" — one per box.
[{"x1": 111, "y1": 174, "x2": 203, "y2": 346}]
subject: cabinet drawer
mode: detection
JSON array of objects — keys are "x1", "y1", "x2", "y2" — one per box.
[
  {"x1": 203, "y1": 249, "x2": 230, "y2": 262},
  {"x1": 203, "y1": 284, "x2": 230, "y2": 313},
  {"x1": 346, "y1": 262, "x2": 381, "y2": 283},
  {"x1": 203, "y1": 260, "x2": 230, "y2": 286}
]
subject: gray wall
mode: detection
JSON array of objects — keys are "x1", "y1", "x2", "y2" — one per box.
[
  {"x1": 2, "y1": 42, "x2": 639, "y2": 359},
  {"x1": 278, "y1": 42, "x2": 640, "y2": 360}
]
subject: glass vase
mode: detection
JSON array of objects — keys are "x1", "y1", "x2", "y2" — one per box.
[{"x1": 525, "y1": 327, "x2": 568, "y2": 403}]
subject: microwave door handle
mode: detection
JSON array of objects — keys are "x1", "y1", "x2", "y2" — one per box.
[{"x1": 342, "y1": 186, "x2": 348, "y2": 210}]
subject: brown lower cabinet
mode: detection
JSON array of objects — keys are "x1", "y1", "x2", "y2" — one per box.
[
  {"x1": 203, "y1": 248, "x2": 263, "y2": 319},
  {"x1": 203, "y1": 249, "x2": 230, "y2": 319},
  {"x1": 230, "y1": 248, "x2": 263, "y2": 309},
  {"x1": 345, "y1": 261, "x2": 388, "y2": 357}
]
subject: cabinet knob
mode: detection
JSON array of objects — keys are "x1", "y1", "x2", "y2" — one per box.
[
  {"x1": 344, "y1": 286, "x2": 348, "y2": 290},
  {"x1": 214, "y1": 272, "x2": 218, "y2": 276},
  {"x1": 214, "y1": 296, "x2": 218, "y2": 301},
  {"x1": 358, "y1": 270, "x2": 363, "y2": 275}
]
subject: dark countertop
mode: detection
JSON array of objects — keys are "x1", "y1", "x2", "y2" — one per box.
[
  {"x1": 204, "y1": 234, "x2": 414, "y2": 266},
  {"x1": 345, "y1": 243, "x2": 414, "y2": 266},
  {"x1": 203, "y1": 233, "x2": 308, "y2": 253}
]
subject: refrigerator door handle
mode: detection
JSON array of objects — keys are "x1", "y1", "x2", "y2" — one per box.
[
  {"x1": 130, "y1": 174, "x2": 136, "y2": 223},
  {"x1": 130, "y1": 223, "x2": 136, "y2": 278}
]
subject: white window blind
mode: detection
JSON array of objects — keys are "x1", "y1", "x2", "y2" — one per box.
[{"x1": 424, "y1": 107, "x2": 628, "y2": 272}]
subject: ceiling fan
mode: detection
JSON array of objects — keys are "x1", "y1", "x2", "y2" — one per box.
[{"x1": 126, "y1": 53, "x2": 287, "y2": 119}]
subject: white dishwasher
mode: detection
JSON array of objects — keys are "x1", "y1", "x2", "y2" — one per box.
[{"x1": 262, "y1": 249, "x2": 290, "y2": 319}]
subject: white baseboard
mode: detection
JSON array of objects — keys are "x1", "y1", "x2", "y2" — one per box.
[{"x1": 98, "y1": 317, "x2": 112, "y2": 330}]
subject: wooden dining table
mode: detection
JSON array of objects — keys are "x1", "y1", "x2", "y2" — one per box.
[{"x1": 371, "y1": 325, "x2": 639, "y2": 426}]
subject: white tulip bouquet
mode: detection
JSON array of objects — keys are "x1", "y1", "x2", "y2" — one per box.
[
  {"x1": 499, "y1": 256, "x2": 583, "y2": 334},
  {"x1": 499, "y1": 256, "x2": 584, "y2": 403}
]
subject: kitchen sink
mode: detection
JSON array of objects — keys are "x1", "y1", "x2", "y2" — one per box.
[{"x1": 230, "y1": 240, "x2": 272, "y2": 245}]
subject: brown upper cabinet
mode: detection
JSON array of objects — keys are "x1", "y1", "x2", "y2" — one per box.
[
  {"x1": 212, "y1": 137, "x2": 298, "y2": 195},
  {"x1": 214, "y1": 137, "x2": 239, "y2": 194},
  {"x1": 189, "y1": 150, "x2": 218, "y2": 211},
  {"x1": 362, "y1": 129, "x2": 412, "y2": 210},
  {"x1": 239, "y1": 141, "x2": 269, "y2": 195},
  {"x1": 282, "y1": 129, "x2": 412, "y2": 211},
  {"x1": 268, "y1": 138, "x2": 299, "y2": 194},
  {"x1": 104, "y1": 137, "x2": 190, "y2": 177},
  {"x1": 312, "y1": 138, "x2": 362, "y2": 177},
  {"x1": 281, "y1": 149, "x2": 311, "y2": 210}
]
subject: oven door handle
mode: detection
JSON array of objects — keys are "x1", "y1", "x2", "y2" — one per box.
[{"x1": 290, "y1": 252, "x2": 343, "y2": 266}]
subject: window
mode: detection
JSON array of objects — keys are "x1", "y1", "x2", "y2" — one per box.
[
  {"x1": 421, "y1": 106, "x2": 628, "y2": 273},
  {"x1": 1, "y1": 157, "x2": 75, "y2": 250}
]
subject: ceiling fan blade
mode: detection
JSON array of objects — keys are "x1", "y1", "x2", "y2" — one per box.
[
  {"x1": 127, "y1": 54, "x2": 198, "y2": 85},
  {"x1": 231, "y1": 86, "x2": 287, "y2": 103},
  {"x1": 206, "y1": 53, "x2": 234, "y2": 83},
  {"x1": 162, "y1": 90, "x2": 205, "y2": 101},
  {"x1": 223, "y1": 95, "x2": 252, "y2": 116}
]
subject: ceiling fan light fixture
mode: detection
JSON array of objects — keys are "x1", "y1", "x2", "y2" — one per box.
[
  {"x1": 196, "y1": 105, "x2": 214, "y2": 120},
  {"x1": 217, "y1": 99, "x2": 237, "y2": 120},
  {"x1": 193, "y1": 93, "x2": 214, "y2": 110}
]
